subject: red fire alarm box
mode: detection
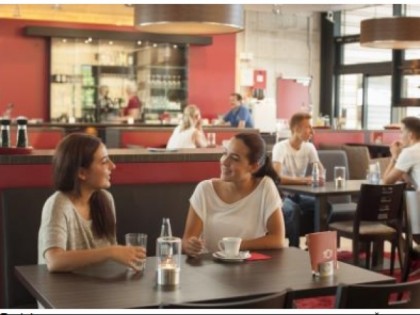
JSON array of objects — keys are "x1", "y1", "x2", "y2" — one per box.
[{"x1": 253, "y1": 70, "x2": 266, "y2": 89}]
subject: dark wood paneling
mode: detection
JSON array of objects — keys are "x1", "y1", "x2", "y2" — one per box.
[{"x1": 24, "y1": 25, "x2": 212, "y2": 46}]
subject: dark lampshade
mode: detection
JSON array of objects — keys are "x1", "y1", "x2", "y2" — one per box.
[
  {"x1": 134, "y1": 4, "x2": 244, "y2": 35},
  {"x1": 361, "y1": 17, "x2": 420, "y2": 49}
]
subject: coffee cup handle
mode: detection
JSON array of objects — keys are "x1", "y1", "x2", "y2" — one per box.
[{"x1": 218, "y1": 240, "x2": 224, "y2": 252}]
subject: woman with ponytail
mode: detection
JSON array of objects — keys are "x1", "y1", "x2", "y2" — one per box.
[{"x1": 182, "y1": 132, "x2": 285, "y2": 257}]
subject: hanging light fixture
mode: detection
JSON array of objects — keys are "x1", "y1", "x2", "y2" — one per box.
[
  {"x1": 361, "y1": 17, "x2": 420, "y2": 49},
  {"x1": 134, "y1": 4, "x2": 244, "y2": 35}
]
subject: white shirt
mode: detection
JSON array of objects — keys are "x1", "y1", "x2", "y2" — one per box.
[
  {"x1": 167, "y1": 126, "x2": 196, "y2": 149},
  {"x1": 271, "y1": 139, "x2": 319, "y2": 177},
  {"x1": 395, "y1": 142, "x2": 420, "y2": 189},
  {"x1": 189, "y1": 176, "x2": 282, "y2": 253}
]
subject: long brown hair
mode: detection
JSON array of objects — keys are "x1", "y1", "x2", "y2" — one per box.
[{"x1": 53, "y1": 133, "x2": 115, "y2": 240}]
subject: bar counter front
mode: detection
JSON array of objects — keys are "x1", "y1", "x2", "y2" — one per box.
[{"x1": 0, "y1": 147, "x2": 223, "y2": 308}]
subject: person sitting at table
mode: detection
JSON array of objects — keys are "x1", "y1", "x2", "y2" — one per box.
[
  {"x1": 38, "y1": 133, "x2": 145, "y2": 272},
  {"x1": 272, "y1": 112, "x2": 324, "y2": 248},
  {"x1": 383, "y1": 116, "x2": 420, "y2": 189},
  {"x1": 182, "y1": 132, "x2": 285, "y2": 256},
  {"x1": 222, "y1": 93, "x2": 254, "y2": 128},
  {"x1": 166, "y1": 104, "x2": 208, "y2": 149}
]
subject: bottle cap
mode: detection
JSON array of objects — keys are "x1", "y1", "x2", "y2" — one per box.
[
  {"x1": 1, "y1": 118, "x2": 11, "y2": 125},
  {"x1": 16, "y1": 116, "x2": 28, "y2": 125}
]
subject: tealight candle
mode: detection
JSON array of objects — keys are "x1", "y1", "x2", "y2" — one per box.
[{"x1": 335, "y1": 176, "x2": 344, "y2": 188}]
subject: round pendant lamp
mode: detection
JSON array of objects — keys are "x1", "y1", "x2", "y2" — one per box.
[
  {"x1": 134, "y1": 4, "x2": 244, "y2": 35},
  {"x1": 361, "y1": 17, "x2": 420, "y2": 49}
]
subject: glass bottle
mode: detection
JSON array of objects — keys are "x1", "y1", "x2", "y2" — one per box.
[
  {"x1": 160, "y1": 218, "x2": 173, "y2": 237},
  {"x1": 1, "y1": 118, "x2": 11, "y2": 148},
  {"x1": 312, "y1": 162, "x2": 320, "y2": 188},
  {"x1": 16, "y1": 116, "x2": 29, "y2": 148},
  {"x1": 158, "y1": 218, "x2": 173, "y2": 257}
]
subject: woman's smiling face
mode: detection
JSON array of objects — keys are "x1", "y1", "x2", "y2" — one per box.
[{"x1": 220, "y1": 138, "x2": 257, "y2": 182}]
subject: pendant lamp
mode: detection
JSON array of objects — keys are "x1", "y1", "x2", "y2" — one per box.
[
  {"x1": 134, "y1": 4, "x2": 244, "y2": 35},
  {"x1": 361, "y1": 17, "x2": 420, "y2": 49}
]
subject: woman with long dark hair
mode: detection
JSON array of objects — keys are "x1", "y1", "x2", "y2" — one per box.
[
  {"x1": 182, "y1": 132, "x2": 285, "y2": 256},
  {"x1": 38, "y1": 133, "x2": 145, "y2": 272}
]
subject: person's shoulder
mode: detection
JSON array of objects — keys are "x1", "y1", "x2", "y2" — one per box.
[
  {"x1": 303, "y1": 141, "x2": 317, "y2": 150},
  {"x1": 43, "y1": 191, "x2": 71, "y2": 214},
  {"x1": 273, "y1": 139, "x2": 288, "y2": 149}
]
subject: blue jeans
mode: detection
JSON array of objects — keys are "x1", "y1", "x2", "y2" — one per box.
[{"x1": 282, "y1": 194, "x2": 315, "y2": 247}]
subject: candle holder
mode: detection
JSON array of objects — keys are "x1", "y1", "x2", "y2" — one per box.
[
  {"x1": 156, "y1": 236, "x2": 181, "y2": 287},
  {"x1": 334, "y1": 166, "x2": 346, "y2": 189}
]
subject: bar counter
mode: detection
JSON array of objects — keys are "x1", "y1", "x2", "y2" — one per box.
[{"x1": 0, "y1": 147, "x2": 225, "y2": 307}]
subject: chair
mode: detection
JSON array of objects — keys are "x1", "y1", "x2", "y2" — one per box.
[
  {"x1": 329, "y1": 183, "x2": 405, "y2": 273},
  {"x1": 160, "y1": 290, "x2": 291, "y2": 309},
  {"x1": 400, "y1": 190, "x2": 420, "y2": 282},
  {"x1": 317, "y1": 150, "x2": 357, "y2": 223},
  {"x1": 335, "y1": 280, "x2": 420, "y2": 308}
]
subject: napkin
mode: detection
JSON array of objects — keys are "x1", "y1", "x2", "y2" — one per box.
[{"x1": 246, "y1": 252, "x2": 272, "y2": 261}]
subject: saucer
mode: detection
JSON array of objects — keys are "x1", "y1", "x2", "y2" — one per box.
[{"x1": 212, "y1": 251, "x2": 251, "y2": 262}]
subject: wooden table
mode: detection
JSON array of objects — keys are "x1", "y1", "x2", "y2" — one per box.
[
  {"x1": 281, "y1": 180, "x2": 365, "y2": 231},
  {"x1": 15, "y1": 248, "x2": 394, "y2": 309}
]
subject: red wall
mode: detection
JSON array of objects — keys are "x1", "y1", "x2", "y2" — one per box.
[
  {"x1": 276, "y1": 78, "x2": 309, "y2": 120},
  {"x1": 0, "y1": 18, "x2": 236, "y2": 122},
  {"x1": 188, "y1": 34, "x2": 236, "y2": 120}
]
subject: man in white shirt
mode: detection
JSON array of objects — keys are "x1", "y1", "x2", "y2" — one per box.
[
  {"x1": 272, "y1": 112, "x2": 322, "y2": 247},
  {"x1": 383, "y1": 116, "x2": 420, "y2": 189}
]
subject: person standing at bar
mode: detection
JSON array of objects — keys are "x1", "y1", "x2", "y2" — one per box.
[
  {"x1": 121, "y1": 81, "x2": 142, "y2": 121},
  {"x1": 38, "y1": 133, "x2": 145, "y2": 272},
  {"x1": 272, "y1": 112, "x2": 322, "y2": 248},
  {"x1": 383, "y1": 116, "x2": 420, "y2": 188},
  {"x1": 222, "y1": 93, "x2": 254, "y2": 128}
]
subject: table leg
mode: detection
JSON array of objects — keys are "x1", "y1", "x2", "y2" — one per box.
[{"x1": 314, "y1": 196, "x2": 329, "y2": 232}]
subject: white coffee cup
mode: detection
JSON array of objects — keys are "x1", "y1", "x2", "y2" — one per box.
[{"x1": 218, "y1": 237, "x2": 242, "y2": 258}]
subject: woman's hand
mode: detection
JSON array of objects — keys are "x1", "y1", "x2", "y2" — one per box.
[
  {"x1": 183, "y1": 236, "x2": 205, "y2": 258},
  {"x1": 111, "y1": 245, "x2": 146, "y2": 272}
]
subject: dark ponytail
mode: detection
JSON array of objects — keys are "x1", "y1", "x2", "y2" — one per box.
[
  {"x1": 234, "y1": 133, "x2": 281, "y2": 185},
  {"x1": 254, "y1": 155, "x2": 281, "y2": 185}
]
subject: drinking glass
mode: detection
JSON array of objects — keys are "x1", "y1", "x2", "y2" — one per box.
[{"x1": 334, "y1": 166, "x2": 346, "y2": 189}]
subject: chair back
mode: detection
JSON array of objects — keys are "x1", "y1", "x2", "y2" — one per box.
[
  {"x1": 335, "y1": 280, "x2": 420, "y2": 308},
  {"x1": 317, "y1": 150, "x2": 351, "y2": 204},
  {"x1": 161, "y1": 290, "x2": 291, "y2": 309},
  {"x1": 405, "y1": 190, "x2": 420, "y2": 237},
  {"x1": 355, "y1": 183, "x2": 405, "y2": 223}
]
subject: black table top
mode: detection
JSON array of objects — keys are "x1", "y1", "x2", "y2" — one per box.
[{"x1": 15, "y1": 247, "x2": 394, "y2": 309}]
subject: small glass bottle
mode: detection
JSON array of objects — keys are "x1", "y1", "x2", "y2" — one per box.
[
  {"x1": 158, "y1": 218, "x2": 173, "y2": 257},
  {"x1": 312, "y1": 162, "x2": 320, "y2": 188},
  {"x1": 160, "y1": 218, "x2": 173, "y2": 237},
  {"x1": 16, "y1": 116, "x2": 29, "y2": 148},
  {"x1": 1, "y1": 118, "x2": 11, "y2": 148}
]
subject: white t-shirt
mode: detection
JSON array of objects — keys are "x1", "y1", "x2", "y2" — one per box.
[
  {"x1": 395, "y1": 142, "x2": 420, "y2": 189},
  {"x1": 271, "y1": 139, "x2": 319, "y2": 177},
  {"x1": 189, "y1": 176, "x2": 282, "y2": 252},
  {"x1": 167, "y1": 126, "x2": 196, "y2": 149}
]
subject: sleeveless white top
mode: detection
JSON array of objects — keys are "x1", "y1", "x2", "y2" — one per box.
[{"x1": 167, "y1": 126, "x2": 196, "y2": 149}]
